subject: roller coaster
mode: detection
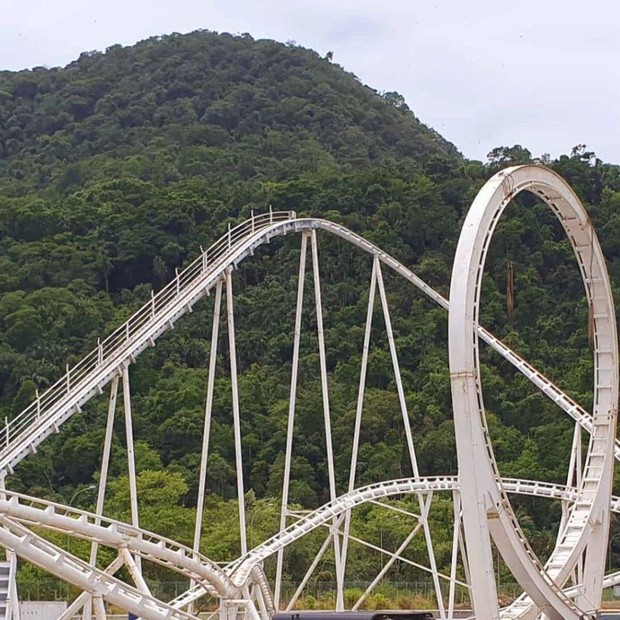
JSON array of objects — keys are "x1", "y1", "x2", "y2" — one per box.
[{"x1": 0, "y1": 165, "x2": 616, "y2": 620}]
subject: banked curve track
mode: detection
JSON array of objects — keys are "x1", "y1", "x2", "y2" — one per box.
[
  {"x1": 1, "y1": 214, "x2": 616, "y2": 474},
  {"x1": 0, "y1": 172, "x2": 616, "y2": 620},
  {"x1": 5, "y1": 478, "x2": 620, "y2": 611}
]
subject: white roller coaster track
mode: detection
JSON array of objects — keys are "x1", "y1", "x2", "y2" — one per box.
[
  {"x1": 0, "y1": 493, "x2": 234, "y2": 596},
  {"x1": 0, "y1": 165, "x2": 616, "y2": 620},
  {"x1": 449, "y1": 165, "x2": 618, "y2": 620},
  {"x1": 3, "y1": 477, "x2": 620, "y2": 613},
  {"x1": 227, "y1": 477, "x2": 620, "y2": 586},
  {"x1": 1, "y1": 214, "x2": 614, "y2": 475},
  {"x1": 0, "y1": 515, "x2": 203, "y2": 620}
]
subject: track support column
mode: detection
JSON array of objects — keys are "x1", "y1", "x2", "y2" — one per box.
[
  {"x1": 190, "y1": 278, "x2": 223, "y2": 613},
  {"x1": 310, "y1": 229, "x2": 344, "y2": 610},
  {"x1": 84, "y1": 375, "x2": 119, "y2": 620},
  {"x1": 275, "y1": 232, "x2": 309, "y2": 609},
  {"x1": 226, "y1": 269, "x2": 247, "y2": 556},
  {"x1": 122, "y1": 364, "x2": 141, "y2": 575}
]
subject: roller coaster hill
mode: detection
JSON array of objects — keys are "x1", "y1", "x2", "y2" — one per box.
[{"x1": 0, "y1": 166, "x2": 616, "y2": 620}]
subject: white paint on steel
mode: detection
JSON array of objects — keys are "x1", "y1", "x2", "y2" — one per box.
[
  {"x1": 6, "y1": 474, "x2": 612, "y2": 612},
  {"x1": 447, "y1": 490, "x2": 463, "y2": 619},
  {"x1": 0, "y1": 516, "x2": 201, "y2": 620},
  {"x1": 274, "y1": 232, "x2": 308, "y2": 609},
  {"x1": 226, "y1": 270, "x2": 248, "y2": 556},
  {"x1": 191, "y1": 277, "x2": 223, "y2": 610},
  {"x1": 448, "y1": 165, "x2": 618, "y2": 619},
  {"x1": 133, "y1": 473, "x2": 620, "y2": 611},
  {"x1": 0, "y1": 199, "x2": 616, "y2": 619},
  {"x1": 309, "y1": 229, "x2": 344, "y2": 610},
  {"x1": 2, "y1": 211, "x2": 617, "y2": 481},
  {"x1": 0, "y1": 493, "x2": 234, "y2": 596},
  {"x1": 0, "y1": 213, "x2": 296, "y2": 473},
  {"x1": 5, "y1": 554, "x2": 18, "y2": 620},
  {"x1": 89, "y1": 376, "x2": 118, "y2": 561},
  {"x1": 121, "y1": 364, "x2": 141, "y2": 577},
  {"x1": 58, "y1": 557, "x2": 124, "y2": 620},
  {"x1": 375, "y1": 259, "x2": 446, "y2": 618},
  {"x1": 226, "y1": 476, "x2": 619, "y2": 585},
  {"x1": 351, "y1": 513, "x2": 425, "y2": 610},
  {"x1": 339, "y1": 255, "x2": 378, "y2": 601},
  {"x1": 119, "y1": 547, "x2": 151, "y2": 594},
  {"x1": 77, "y1": 373, "x2": 125, "y2": 620},
  {"x1": 282, "y1": 531, "x2": 333, "y2": 611},
  {"x1": 92, "y1": 596, "x2": 106, "y2": 620}
]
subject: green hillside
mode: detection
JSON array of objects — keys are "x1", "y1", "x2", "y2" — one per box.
[
  {"x1": 0, "y1": 30, "x2": 456, "y2": 192},
  {"x1": 1, "y1": 30, "x2": 620, "y2": 598}
]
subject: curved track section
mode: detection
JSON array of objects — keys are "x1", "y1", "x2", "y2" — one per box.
[
  {"x1": 183, "y1": 477, "x2": 620, "y2": 606},
  {"x1": 10, "y1": 476, "x2": 619, "y2": 611},
  {"x1": 1, "y1": 214, "x2": 616, "y2": 476},
  {"x1": 0, "y1": 493, "x2": 234, "y2": 597},
  {"x1": 449, "y1": 165, "x2": 618, "y2": 619},
  {"x1": 227, "y1": 478, "x2": 620, "y2": 587},
  {"x1": 0, "y1": 188, "x2": 615, "y2": 619},
  {"x1": 0, "y1": 516, "x2": 202, "y2": 620}
]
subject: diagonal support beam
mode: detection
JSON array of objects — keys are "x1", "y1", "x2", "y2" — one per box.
[
  {"x1": 352, "y1": 521, "x2": 425, "y2": 609},
  {"x1": 284, "y1": 530, "x2": 336, "y2": 612},
  {"x1": 309, "y1": 230, "x2": 344, "y2": 610},
  {"x1": 226, "y1": 269, "x2": 247, "y2": 556},
  {"x1": 375, "y1": 260, "x2": 446, "y2": 619},
  {"x1": 122, "y1": 364, "x2": 141, "y2": 575},
  {"x1": 339, "y1": 256, "x2": 377, "y2": 592},
  {"x1": 275, "y1": 233, "x2": 309, "y2": 609},
  {"x1": 85, "y1": 375, "x2": 119, "y2": 620},
  {"x1": 60, "y1": 556, "x2": 125, "y2": 620},
  {"x1": 190, "y1": 278, "x2": 223, "y2": 613}
]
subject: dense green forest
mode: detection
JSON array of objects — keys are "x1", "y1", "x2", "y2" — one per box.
[{"x1": 2, "y1": 30, "x2": 620, "y2": 603}]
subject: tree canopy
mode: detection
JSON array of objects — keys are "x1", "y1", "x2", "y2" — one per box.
[{"x1": 2, "y1": 30, "x2": 620, "y2": 599}]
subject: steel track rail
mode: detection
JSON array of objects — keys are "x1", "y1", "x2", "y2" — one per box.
[
  {"x1": 0, "y1": 515, "x2": 202, "y2": 620},
  {"x1": 0, "y1": 209, "x2": 613, "y2": 618},
  {"x1": 449, "y1": 165, "x2": 618, "y2": 620},
  {"x1": 226, "y1": 477, "x2": 620, "y2": 586},
  {"x1": 0, "y1": 215, "x2": 612, "y2": 476},
  {"x1": 169, "y1": 476, "x2": 620, "y2": 609},
  {"x1": 0, "y1": 492, "x2": 234, "y2": 597},
  {"x1": 5, "y1": 477, "x2": 617, "y2": 614}
]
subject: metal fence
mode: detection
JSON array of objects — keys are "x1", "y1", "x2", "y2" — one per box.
[{"x1": 17, "y1": 579, "x2": 531, "y2": 607}]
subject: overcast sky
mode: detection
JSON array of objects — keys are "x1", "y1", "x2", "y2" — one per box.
[{"x1": 1, "y1": 0, "x2": 619, "y2": 163}]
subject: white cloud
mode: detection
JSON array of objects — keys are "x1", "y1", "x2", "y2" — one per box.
[{"x1": 1, "y1": 0, "x2": 619, "y2": 163}]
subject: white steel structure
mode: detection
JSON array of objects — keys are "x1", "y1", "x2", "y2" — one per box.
[
  {"x1": 0, "y1": 166, "x2": 615, "y2": 620},
  {"x1": 449, "y1": 165, "x2": 617, "y2": 620}
]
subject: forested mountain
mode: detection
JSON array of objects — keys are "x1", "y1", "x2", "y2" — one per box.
[
  {"x1": 0, "y1": 30, "x2": 455, "y2": 191},
  {"x1": 2, "y1": 30, "x2": 620, "y2": 599}
]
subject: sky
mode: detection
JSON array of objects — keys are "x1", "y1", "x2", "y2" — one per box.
[{"x1": 0, "y1": 0, "x2": 619, "y2": 163}]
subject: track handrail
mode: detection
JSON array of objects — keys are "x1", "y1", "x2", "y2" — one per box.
[
  {"x1": 1, "y1": 214, "x2": 614, "y2": 475},
  {"x1": 0, "y1": 212, "x2": 295, "y2": 471},
  {"x1": 1, "y1": 211, "x2": 615, "y2": 618}
]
